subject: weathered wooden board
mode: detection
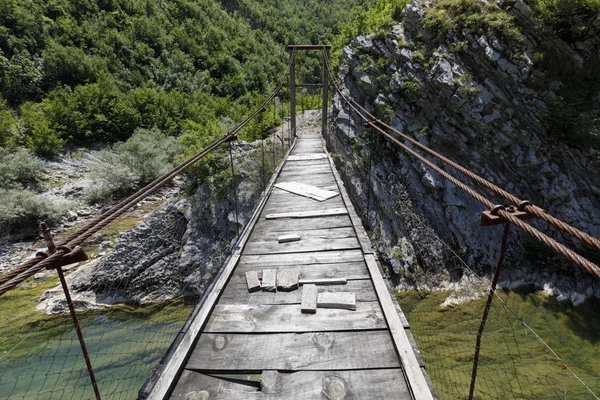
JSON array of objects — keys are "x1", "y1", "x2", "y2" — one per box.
[
  {"x1": 233, "y1": 262, "x2": 369, "y2": 282},
  {"x1": 265, "y1": 208, "x2": 348, "y2": 220},
  {"x1": 238, "y1": 250, "x2": 365, "y2": 267},
  {"x1": 277, "y1": 234, "x2": 301, "y2": 243},
  {"x1": 187, "y1": 331, "x2": 400, "y2": 371},
  {"x1": 244, "y1": 237, "x2": 360, "y2": 255},
  {"x1": 262, "y1": 200, "x2": 346, "y2": 215},
  {"x1": 364, "y1": 254, "x2": 434, "y2": 400},
  {"x1": 280, "y1": 164, "x2": 332, "y2": 173},
  {"x1": 300, "y1": 284, "x2": 317, "y2": 313},
  {"x1": 245, "y1": 271, "x2": 261, "y2": 293},
  {"x1": 252, "y1": 215, "x2": 352, "y2": 232},
  {"x1": 299, "y1": 277, "x2": 347, "y2": 285},
  {"x1": 204, "y1": 302, "x2": 386, "y2": 333},
  {"x1": 261, "y1": 269, "x2": 276, "y2": 292},
  {"x1": 276, "y1": 268, "x2": 299, "y2": 291},
  {"x1": 265, "y1": 192, "x2": 344, "y2": 207},
  {"x1": 221, "y1": 279, "x2": 375, "y2": 305},
  {"x1": 287, "y1": 154, "x2": 327, "y2": 161},
  {"x1": 318, "y1": 292, "x2": 356, "y2": 311},
  {"x1": 252, "y1": 227, "x2": 355, "y2": 243},
  {"x1": 171, "y1": 369, "x2": 410, "y2": 399}
]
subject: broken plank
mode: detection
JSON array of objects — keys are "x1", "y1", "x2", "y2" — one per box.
[
  {"x1": 220, "y1": 279, "x2": 376, "y2": 305},
  {"x1": 261, "y1": 269, "x2": 277, "y2": 292},
  {"x1": 318, "y1": 292, "x2": 356, "y2": 311},
  {"x1": 301, "y1": 284, "x2": 317, "y2": 314},
  {"x1": 277, "y1": 268, "x2": 299, "y2": 291},
  {"x1": 299, "y1": 277, "x2": 347, "y2": 285},
  {"x1": 171, "y1": 369, "x2": 410, "y2": 400},
  {"x1": 187, "y1": 330, "x2": 400, "y2": 371},
  {"x1": 205, "y1": 302, "x2": 386, "y2": 333},
  {"x1": 265, "y1": 208, "x2": 348, "y2": 220},
  {"x1": 275, "y1": 181, "x2": 339, "y2": 202},
  {"x1": 278, "y1": 234, "x2": 301, "y2": 243},
  {"x1": 245, "y1": 271, "x2": 261, "y2": 293},
  {"x1": 261, "y1": 370, "x2": 278, "y2": 394},
  {"x1": 234, "y1": 262, "x2": 368, "y2": 283}
]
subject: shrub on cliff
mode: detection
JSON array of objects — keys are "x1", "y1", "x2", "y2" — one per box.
[
  {"x1": 86, "y1": 128, "x2": 180, "y2": 203},
  {"x1": 527, "y1": 0, "x2": 600, "y2": 42},
  {"x1": 0, "y1": 188, "x2": 69, "y2": 235},
  {"x1": 0, "y1": 147, "x2": 44, "y2": 190}
]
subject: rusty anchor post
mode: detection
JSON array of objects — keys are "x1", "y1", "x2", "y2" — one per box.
[
  {"x1": 39, "y1": 223, "x2": 100, "y2": 400},
  {"x1": 468, "y1": 212, "x2": 512, "y2": 400}
]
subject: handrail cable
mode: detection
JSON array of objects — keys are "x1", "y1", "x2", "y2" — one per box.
[
  {"x1": 0, "y1": 49, "x2": 297, "y2": 297},
  {"x1": 323, "y1": 52, "x2": 600, "y2": 252},
  {"x1": 323, "y1": 52, "x2": 600, "y2": 280}
]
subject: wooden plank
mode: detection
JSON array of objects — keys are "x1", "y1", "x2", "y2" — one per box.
[
  {"x1": 252, "y1": 227, "x2": 355, "y2": 243},
  {"x1": 244, "y1": 237, "x2": 360, "y2": 255},
  {"x1": 252, "y1": 215, "x2": 352, "y2": 232},
  {"x1": 276, "y1": 268, "x2": 299, "y2": 291},
  {"x1": 287, "y1": 154, "x2": 327, "y2": 161},
  {"x1": 233, "y1": 262, "x2": 368, "y2": 283},
  {"x1": 147, "y1": 138, "x2": 299, "y2": 400},
  {"x1": 262, "y1": 199, "x2": 346, "y2": 215},
  {"x1": 171, "y1": 369, "x2": 410, "y2": 399},
  {"x1": 245, "y1": 271, "x2": 261, "y2": 293},
  {"x1": 187, "y1": 331, "x2": 400, "y2": 371},
  {"x1": 261, "y1": 269, "x2": 277, "y2": 292},
  {"x1": 220, "y1": 279, "x2": 376, "y2": 305},
  {"x1": 238, "y1": 250, "x2": 364, "y2": 266},
  {"x1": 205, "y1": 302, "x2": 386, "y2": 332},
  {"x1": 265, "y1": 208, "x2": 348, "y2": 219},
  {"x1": 261, "y1": 370, "x2": 278, "y2": 394},
  {"x1": 318, "y1": 292, "x2": 356, "y2": 310},
  {"x1": 277, "y1": 234, "x2": 301, "y2": 243},
  {"x1": 300, "y1": 277, "x2": 347, "y2": 285},
  {"x1": 300, "y1": 284, "x2": 318, "y2": 314},
  {"x1": 364, "y1": 254, "x2": 434, "y2": 400}
]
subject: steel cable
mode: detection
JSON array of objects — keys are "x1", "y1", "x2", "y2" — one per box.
[
  {"x1": 322, "y1": 51, "x2": 600, "y2": 251},
  {"x1": 0, "y1": 50, "x2": 296, "y2": 296}
]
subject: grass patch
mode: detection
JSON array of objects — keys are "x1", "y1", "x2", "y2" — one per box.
[{"x1": 396, "y1": 289, "x2": 600, "y2": 399}]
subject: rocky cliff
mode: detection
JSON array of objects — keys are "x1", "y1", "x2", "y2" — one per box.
[{"x1": 329, "y1": 0, "x2": 600, "y2": 302}]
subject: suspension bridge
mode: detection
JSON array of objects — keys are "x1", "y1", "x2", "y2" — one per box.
[{"x1": 1, "y1": 45, "x2": 599, "y2": 400}]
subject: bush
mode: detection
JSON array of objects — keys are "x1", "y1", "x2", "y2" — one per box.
[
  {"x1": 0, "y1": 188, "x2": 69, "y2": 234},
  {"x1": 86, "y1": 127, "x2": 181, "y2": 203},
  {"x1": 527, "y1": 0, "x2": 600, "y2": 42},
  {"x1": 0, "y1": 96, "x2": 17, "y2": 146},
  {"x1": 0, "y1": 147, "x2": 44, "y2": 189},
  {"x1": 19, "y1": 101, "x2": 65, "y2": 156}
]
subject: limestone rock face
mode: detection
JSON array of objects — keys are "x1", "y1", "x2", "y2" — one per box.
[{"x1": 329, "y1": 0, "x2": 600, "y2": 298}]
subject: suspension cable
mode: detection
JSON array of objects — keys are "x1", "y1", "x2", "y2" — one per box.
[{"x1": 322, "y1": 51, "x2": 600, "y2": 252}]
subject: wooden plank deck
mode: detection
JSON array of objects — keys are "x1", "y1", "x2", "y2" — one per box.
[{"x1": 149, "y1": 129, "x2": 435, "y2": 399}]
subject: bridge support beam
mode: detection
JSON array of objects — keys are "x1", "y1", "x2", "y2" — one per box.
[{"x1": 287, "y1": 45, "x2": 331, "y2": 138}]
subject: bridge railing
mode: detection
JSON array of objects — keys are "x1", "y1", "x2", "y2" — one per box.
[
  {"x1": 0, "y1": 52, "x2": 296, "y2": 400},
  {"x1": 323, "y1": 51, "x2": 600, "y2": 399}
]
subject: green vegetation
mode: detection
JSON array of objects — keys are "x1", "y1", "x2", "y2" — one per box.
[
  {"x1": 526, "y1": 0, "x2": 600, "y2": 42},
  {"x1": 397, "y1": 289, "x2": 600, "y2": 399},
  {"x1": 422, "y1": 0, "x2": 524, "y2": 52},
  {"x1": 332, "y1": 0, "x2": 409, "y2": 67},
  {"x1": 0, "y1": 147, "x2": 44, "y2": 190},
  {"x1": 85, "y1": 127, "x2": 180, "y2": 203}
]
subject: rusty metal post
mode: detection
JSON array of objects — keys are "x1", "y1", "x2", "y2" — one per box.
[
  {"x1": 261, "y1": 139, "x2": 266, "y2": 191},
  {"x1": 366, "y1": 123, "x2": 374, "y2": 229},
  {"x1": 289, "y1": 50, "x2": 296, "y2": 139},
  {"x1": 229, "y1": 141, "x2": 240, "y2": 236},
  {"x1": 39, "y1": 223, "x2": 100, "y2": 399},
  {"x1": 469, "y1": 222, "x2": 511, "y2": 400},
  {"x1": 56, "y1": 266, "x2": 101, "y2": 400}
]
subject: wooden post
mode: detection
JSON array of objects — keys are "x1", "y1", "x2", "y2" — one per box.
[{"x1": 321, "y1": 46, "x2": 329, "y2": 136}]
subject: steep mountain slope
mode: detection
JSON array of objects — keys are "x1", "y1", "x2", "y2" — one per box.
[{"x1": 330, "y1": 0, "x2": 600, "y2": 299}]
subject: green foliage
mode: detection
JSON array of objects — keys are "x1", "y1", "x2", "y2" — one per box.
[
  {"x1": 401, "y1": 80, "x2": 422, "y2": 98},
  {"x1": 526, "y1": 0, "x2": 600, "y2": 42},
  {"x1": 0, "y1": 96, "x2": 18, "y2": 145},
  {"x1": 0, "y1": 188, "x2": 69, "y2": 233},
  {"x1": 86, "y1": 128, "x2": 180, "y2": 203},
  {"x1": 332, "y1": 0, "x2": 410, "y2": 67},
  {"x1": 422, "y1": 0, "x2": 525, "y2": 52},
  {"x1": 0, "y1": 147, "x2": 44, "y2": 189},
  {"x1": 19, "y1": 101, "x2": 65, "y2": 157}
]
